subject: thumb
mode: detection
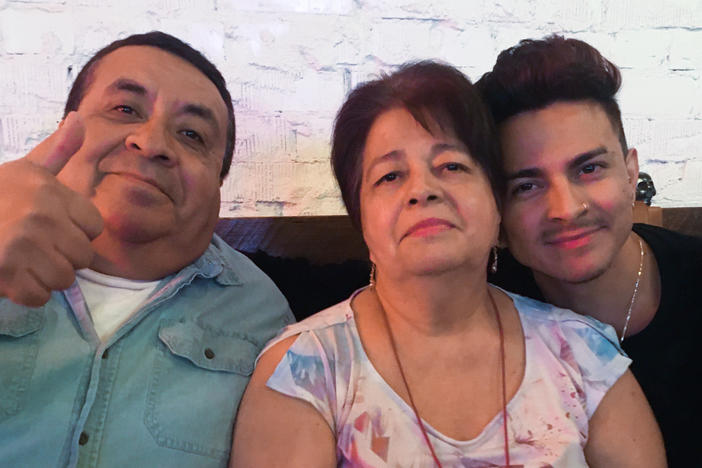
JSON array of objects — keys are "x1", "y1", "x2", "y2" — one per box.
[{"x1": 25, "y1": 111, "x2": 85, "y2": 174}]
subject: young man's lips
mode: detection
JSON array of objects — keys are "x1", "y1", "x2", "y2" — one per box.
[
  {"x1": 404, "y1": 218, "x2": 454, "y2": 238},
  {"x1": 545, "y1": 227, "x2": 602, "y2": 248}
]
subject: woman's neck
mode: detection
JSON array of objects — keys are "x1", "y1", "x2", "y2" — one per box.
[{"x1": 372, "y1": 266, "x2": 493, "y2": 336}]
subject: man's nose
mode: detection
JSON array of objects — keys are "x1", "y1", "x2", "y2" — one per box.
[
  {"x1": 407, "y1": 171, "x2": 441, "y2": 206},
  {"x1": 124, "y1": 121, "x2": 176, "y2": 167},
  {"x1": 546, "y1": 180, "x2": 587, "y2": 221}
]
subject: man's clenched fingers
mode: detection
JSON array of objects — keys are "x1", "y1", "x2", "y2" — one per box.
[
  {"x1": 4, "y1": 271, "x2": 53, "y2": 308},
  {"x1": 66, "y1": 192, "x2": 104, "y2": 241}
]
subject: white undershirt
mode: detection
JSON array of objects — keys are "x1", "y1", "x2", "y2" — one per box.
[{"x1": 75, "y1": 269, "x2": 160, "y2": 342}]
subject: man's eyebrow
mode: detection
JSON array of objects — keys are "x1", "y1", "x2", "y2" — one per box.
[
  {"x1": 106, "y1": 78, "x2": 148, "y2": 96},
  {"x1": 505, "y1": 167, "x2": 543, "y2": 181},
  {"x1": 569, "y1": 146, "x2": 608, "y2": 169},
  {"x1": 505, "y1": 146, "x2": 609, "y2": 181},
  {"x1": 104, "y1": 78, "x2": 221, "y2": 134},
  {"x1": 182, "y1": 103, "x2": 219, "y2": 132}
]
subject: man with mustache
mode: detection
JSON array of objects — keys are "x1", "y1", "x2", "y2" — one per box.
[
  {"x1": 479, "y1": 35, "x2": 701, "y2": 466},
  {"x1": 0, "y1": 31, "x2": 292, "y2": 467}
]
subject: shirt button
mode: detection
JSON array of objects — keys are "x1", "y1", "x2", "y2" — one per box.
[
  {"x1": 204, "y1": 348, "x2": 215, "y2": 359},
  {"x1": 79, "y1": 432, "x2": 89, "y2": 445}
]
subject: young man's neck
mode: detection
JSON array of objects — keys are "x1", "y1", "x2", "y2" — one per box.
[{"x1": 533, "y1": 232, "x2": 661, "y2": 338}]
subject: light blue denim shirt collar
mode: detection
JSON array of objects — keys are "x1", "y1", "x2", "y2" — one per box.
[{"x1": 187, "y1": 234, "x2": 243, "y2": 287}]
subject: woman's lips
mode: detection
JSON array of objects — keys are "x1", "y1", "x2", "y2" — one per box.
[{"x1": 404, "y1": 218, "x2": 454, "y2": 238}]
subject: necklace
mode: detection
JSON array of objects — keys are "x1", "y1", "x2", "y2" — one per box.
[
  {"x1": 377, "y1": 288, "x2": 510, "y2": 467},
  {"x1": 620, "y1": 238, "x2": 645, "y2": 343}
]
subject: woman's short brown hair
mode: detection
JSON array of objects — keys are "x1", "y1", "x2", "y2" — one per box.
[{"x1": 331, "y1": 60, "x2": 501, "y2": 230}]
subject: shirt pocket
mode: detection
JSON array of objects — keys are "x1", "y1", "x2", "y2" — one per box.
[
  {"x1": 145, "y1": 319, "x2": 259, "y2": 461},
  {"x1": 0, "y1": 302, "x2": 44, "y2": 420}
]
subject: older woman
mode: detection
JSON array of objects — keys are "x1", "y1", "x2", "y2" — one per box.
[{"x1": 231, "y1": 62, "x2": 665, "y2": 467}]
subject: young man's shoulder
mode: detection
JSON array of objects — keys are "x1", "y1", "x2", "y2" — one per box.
[
  {"x1": 634, "y1": 223, "x2": 702, "y2": 255},
  {"x1": 634, "y1": 223, "x2": 702, "y2": 280}
]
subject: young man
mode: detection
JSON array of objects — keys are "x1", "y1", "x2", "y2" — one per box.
[
  {"x1": 479, "y1": 35, "x2": 701, "y2": 466},
  {"x1": 0, "y1": 32, "x2": 293, "y2": 467}
]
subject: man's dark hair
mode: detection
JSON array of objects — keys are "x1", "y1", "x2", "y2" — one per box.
[
  {"x1": 476, "y1": 34, "x2": 627, "y2": 155},
  {"x1": 64, "y1": 31, "x2": 235, "y2": 179},
  {"x1": 331, "y1": 60, "x2": 502, "y2": 231}
]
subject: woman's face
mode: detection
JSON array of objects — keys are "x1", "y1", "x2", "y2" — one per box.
[{"x1": 359, "y1": 107, "x2": 500, "y2": 281}]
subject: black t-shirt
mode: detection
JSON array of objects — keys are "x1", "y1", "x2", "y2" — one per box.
[{"x1": 490, "y1": 224, "x2": 702, "y2": 467}]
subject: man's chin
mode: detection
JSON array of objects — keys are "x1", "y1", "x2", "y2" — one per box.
[
  {"x1": 543, "y1": 263, "x2": 610, "y2": 285},
  {"x1": 101, "y1": 215, "x2": 174, "y2": 245}
]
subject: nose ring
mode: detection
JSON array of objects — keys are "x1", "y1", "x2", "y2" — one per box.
[{"x1": 581, "y1": 202, "x2": 588, "y2": 211}]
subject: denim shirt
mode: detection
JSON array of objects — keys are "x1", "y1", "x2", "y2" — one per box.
[{"x1": 0, "y1": 235, "x2": 294, "y2": 468}]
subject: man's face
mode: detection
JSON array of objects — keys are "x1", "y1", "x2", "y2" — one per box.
[
  {"x1": 57, "y1": 45, "x2": 229, "y2": 262},
  {"x1": 499, "y1": 101, "x2": 638, "y2": 284}
]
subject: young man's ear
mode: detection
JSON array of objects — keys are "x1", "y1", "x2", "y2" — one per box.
[{"x1": 625, "y1": 147, "x2": 639, "y2": 192}]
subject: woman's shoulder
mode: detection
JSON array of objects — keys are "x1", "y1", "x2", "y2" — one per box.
[
  {"x1": 501, "y1": 288, "x2": 631, "y2": 418},
  {"x1": 503, "y1": 288, "x2": 621, "y2": 346},
  {"x1": 258, "y1": 293, "x2": 359, "y2": 360},
  {"x1": 500, "y1": 288, "x2": 629, "y2": 375}
]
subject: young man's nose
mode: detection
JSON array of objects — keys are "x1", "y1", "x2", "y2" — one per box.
[{"x1": 546, "y1": 181, "x2": 587, "y2": 221}]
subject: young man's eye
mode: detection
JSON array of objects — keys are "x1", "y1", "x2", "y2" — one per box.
[
  {"x1": 580, "y1": 162, "x2": 606, "y2": 176},
  {"x1": 512, "y1": 182, "x2": 536, "y2": 195},
  {"x1": 114, "y1": 105, "x2": 135, "y2": 115}
]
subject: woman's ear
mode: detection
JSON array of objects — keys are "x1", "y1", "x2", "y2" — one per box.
[{"x1": 497, "y1": 224, "x2": 508, "y2": 249}]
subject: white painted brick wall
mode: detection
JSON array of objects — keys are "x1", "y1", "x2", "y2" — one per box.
[{"x1": 1, "y1": 0, "x2": 700, "y2": 214}]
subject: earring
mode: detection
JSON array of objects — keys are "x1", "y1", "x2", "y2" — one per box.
[
  {"x1": 581, "y1": 202, "x2": 588, "y2": 211},
  {"x1": 490, "y1": 246, "x2": 498, "y2": 274},
  {"x1": 369, "y1": 262, "x2": 376, "y2": 288}
]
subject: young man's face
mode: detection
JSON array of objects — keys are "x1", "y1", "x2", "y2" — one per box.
[{"x1": 499, "y1": 100, "x2": 638, "y2": 284}]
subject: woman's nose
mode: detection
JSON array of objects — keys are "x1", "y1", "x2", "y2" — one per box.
[{"x1": 407, "y1": 171, "x2": 441, "y2": 206}]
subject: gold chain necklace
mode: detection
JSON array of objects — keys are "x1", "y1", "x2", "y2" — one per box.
[
  {"x1": 620, "y1": 238, "x2": 645, "y2": 343},
  {"x1": 376, "y1": 288, "x2": 510, "y2": 467}
]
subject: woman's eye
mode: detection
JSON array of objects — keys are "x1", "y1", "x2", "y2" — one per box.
[
  {"x1": 443, "y1": 162, "x2": 469, "y2": 172},
  {"x1": 376, "y1": 172, "x2": 398, "y2": 185}
]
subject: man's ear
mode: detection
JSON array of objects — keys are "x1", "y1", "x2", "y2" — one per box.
[{"x1": 625, "y1": 147, "x2": 639, "y2": 192}]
